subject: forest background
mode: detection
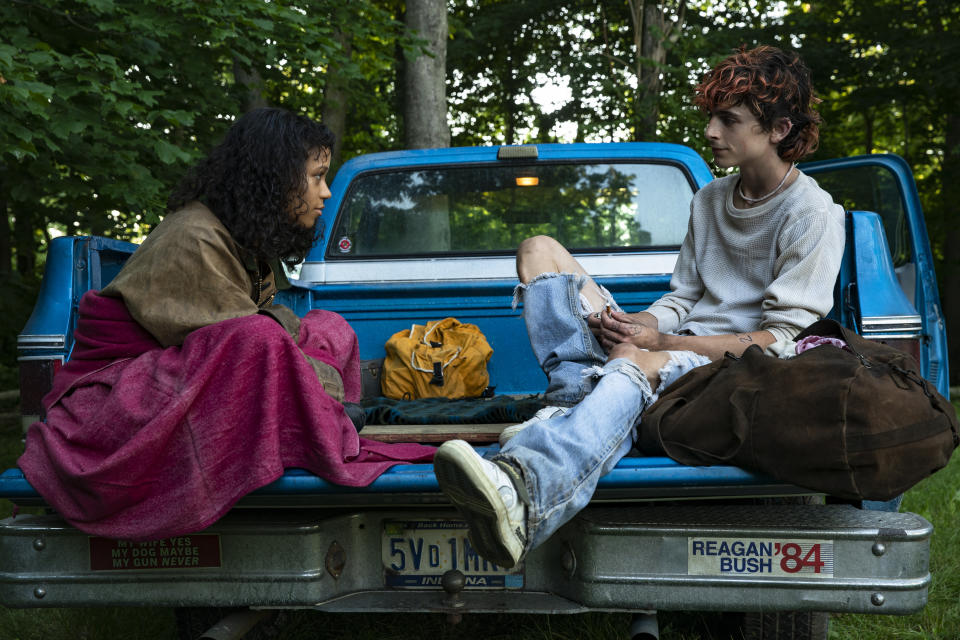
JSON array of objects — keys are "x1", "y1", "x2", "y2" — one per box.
[{"x1": 1, "y1": 0, "x2": 959, "y2": 392}]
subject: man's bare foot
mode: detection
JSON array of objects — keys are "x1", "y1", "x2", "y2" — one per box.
[{"x1": 607, "y1": 343, "x2": 671, "y2": 389}]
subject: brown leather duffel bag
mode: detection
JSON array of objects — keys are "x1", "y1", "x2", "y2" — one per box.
[{"x1": 640, "y1": 319, "x2": 959, "y2": 501}]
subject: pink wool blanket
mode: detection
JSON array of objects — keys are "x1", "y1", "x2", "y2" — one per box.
[{"x1": 19, "y1": 292, "x2": 435, "y2": 540}]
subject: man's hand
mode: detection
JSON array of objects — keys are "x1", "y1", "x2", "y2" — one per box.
[
  {"x1": 585, "y1": 309, "x2": 654, "y2": 340},
  {"x1": 589, "y1": 307, "x2": 777, "y2": 361},
  {"x1": 597, "y1": 310, "x2": 665, "y2": 351}
]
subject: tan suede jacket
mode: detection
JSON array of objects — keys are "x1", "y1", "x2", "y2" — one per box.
[{"x1": 101, "y1": 202, "x2": 344, "y2": 400}]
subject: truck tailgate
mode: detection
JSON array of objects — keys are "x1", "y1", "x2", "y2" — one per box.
[{"x1": 0, "y1": 503, "x2": 929, "y2": 615}]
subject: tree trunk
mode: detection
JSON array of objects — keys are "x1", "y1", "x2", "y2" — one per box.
[
  {"x1": 403, "y1": 0, "x2": 450, "y2": 149},
  {"x1": 501, "y1": 54, "x2": 519, "y2": 145},
  {"x1": 901, "y1": 98, "x2": 910, "y2": 164},
  {"x1": 1, "y1": 213, "x2": 11, "y2": 279},
  {"x1": 0, "y1": 169, "x2": 10, "y2": 277},
  {"x1": 941, "y1": 113, "x2": 960, "y2": 385},
  {"x1": 628, "y1": 0, "x2": 685, "y2": 142},
  {"x1": 863, "y1": 110, "x2": 874, "y2": 154},
  {"x1": 321, "y1": 30, "x2": 352, "y2": 174},
  {"x1": 233, "y1": 61, "x2": 268, "y2": 113},
  {"x1": 12, "y1": 207, "x2": 36, "y2": 279}
]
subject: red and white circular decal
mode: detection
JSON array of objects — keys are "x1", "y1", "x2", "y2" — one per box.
[{"x1": 338, "y1": 236, "x2": 353, "y2": 253}]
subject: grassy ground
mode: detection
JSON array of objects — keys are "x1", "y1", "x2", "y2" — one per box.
[{"x1": 0, "y1": 395, "x2": 956, "y2": 639}]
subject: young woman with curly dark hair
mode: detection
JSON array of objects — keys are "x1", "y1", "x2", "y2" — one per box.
[
  {"x1": 19, "y1": 108, "x2": 434, "y2": 541},
  {"x1": 168, "y1": 107, "x2": 334, "y2": 270},
  {"x1": 434, "y1": 45, "x2": 846, "y2": 570}
]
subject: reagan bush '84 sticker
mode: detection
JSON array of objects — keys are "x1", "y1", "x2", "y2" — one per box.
[{"x1": 688, "y1": 537, "x2": 834, "y2": 578}]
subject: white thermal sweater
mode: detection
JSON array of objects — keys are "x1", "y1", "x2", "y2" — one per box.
[{"x1": 645, "y1": 171, "x2": 846, "y2": 343}]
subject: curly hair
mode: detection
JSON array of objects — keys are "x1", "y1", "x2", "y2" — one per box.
[
  {"x1": 168, "y1": 107, "x2": 335, "y2": 267},
  {"x1": 694, "y1": 45, "x2": 822, "y2": 162}
]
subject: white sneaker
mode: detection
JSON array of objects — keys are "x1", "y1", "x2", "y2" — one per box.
[
  {"x1": 498, "y1": 406, "x2": 571, "y2": 446},
  {"x1": 434, "y1": 440, "x2": 527, "y2": 568}
]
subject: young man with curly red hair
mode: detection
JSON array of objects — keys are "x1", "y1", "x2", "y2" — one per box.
[{"x1": 434, "y1": 46, "x2": 846, "y2": 568}]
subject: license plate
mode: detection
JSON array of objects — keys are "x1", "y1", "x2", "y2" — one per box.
[
  {"x1": 688, "y1": 537, "x2": 835, "y2": 578},
  {"x1": 382, "y1": 520, "x2": 524, "y2": 589}
]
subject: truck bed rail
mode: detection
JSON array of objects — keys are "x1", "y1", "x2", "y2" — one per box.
[{"x1": 0, "y1": 447, "x2": 813, "y2": 509}]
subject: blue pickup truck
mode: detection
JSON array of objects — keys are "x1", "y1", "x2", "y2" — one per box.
[{"x1": 4, "y1": 143, "x2": 949, "y2": 640}]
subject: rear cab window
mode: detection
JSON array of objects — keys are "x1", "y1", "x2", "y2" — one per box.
[{"x1": 326, "y1": 162, "x2": 696, "y2": 259}]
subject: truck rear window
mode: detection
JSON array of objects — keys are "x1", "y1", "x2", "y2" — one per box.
[{"x1": 327, "y1": 162, "x2": 694, "y2": 258}]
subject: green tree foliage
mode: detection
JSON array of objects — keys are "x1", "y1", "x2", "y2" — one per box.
[
  {"x1": 0, "y1": 0, "x2": 408, "y2": 278},
  {"x1": 0, "y1": 0, "x2": 413, "y2": 386},
  {"x1": 774, "y1": 1, "x2": 954, "y2": 177},
  {"x1": 447, "y1": 0, "x2": 559, "y2": 145},
  {"x1": 3, "y1": 0, "x2": 958, "y2": 377},
  {"x1": 315, "y1": 1, "x2": 414, "y2": 169},
  {"x1": 447, "y1": 1, "x2": 786, "y2": 149},
  {"x1": 318, "y1": 2, "x2": 411, "y2": 172}
]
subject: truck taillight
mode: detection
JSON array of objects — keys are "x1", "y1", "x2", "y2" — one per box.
[
  {"x1": 867, "y1": 337, "x2": 922, "y2": 365},
  {"x1": 18, "y1": 357, "x2": 61, "y2": 433},
  {"x1": 860, "y1": 316, "x2": 924, "y2": 369}
]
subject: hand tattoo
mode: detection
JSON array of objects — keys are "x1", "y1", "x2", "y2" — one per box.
[{"x1": 737, "y1": 333, "x2": 754, "y2": 344}]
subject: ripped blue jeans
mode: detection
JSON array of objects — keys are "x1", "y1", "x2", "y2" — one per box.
[
  {"x1": 510, "y1": 271, "x2": 620, "y2": 405},
  {"x1": 496, "y1": 273, "x2": 710, "y2": 552}
]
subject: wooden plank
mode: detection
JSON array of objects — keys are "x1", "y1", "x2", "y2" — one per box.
[{"x1": 359, "y1": 423, "x2": 513, "y2": 443}]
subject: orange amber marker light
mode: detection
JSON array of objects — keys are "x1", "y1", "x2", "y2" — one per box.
[{"x1": 515, "y1": 176, "x2": 539, "y2": 187}]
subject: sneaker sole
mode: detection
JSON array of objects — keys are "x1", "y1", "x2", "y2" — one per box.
[
  {"x1": 499, "y1": 408, "x2": 570, "y2": 447},
  {"x1": 434, "y1": 441, "x2": 523, "y2": 569},
  {"x1": 498, "y1": 423, "x2": 526, "y2": 447}
]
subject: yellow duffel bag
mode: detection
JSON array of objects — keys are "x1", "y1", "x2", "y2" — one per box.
[{"x1": 381, "y1": 318, "x2": 493, "y2": 400}]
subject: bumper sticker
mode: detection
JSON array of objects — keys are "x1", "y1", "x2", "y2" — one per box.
[
  {"x1": 688, "y1": 537, "x2": 834, "y2": 578},
  {"x1": 89, "y1": 535, "x2": 222, "y2": 571}
]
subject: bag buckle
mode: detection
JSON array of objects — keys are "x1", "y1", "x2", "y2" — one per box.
[{"x1": 430, "y1": 361, "x2": 444, "y2": 386}]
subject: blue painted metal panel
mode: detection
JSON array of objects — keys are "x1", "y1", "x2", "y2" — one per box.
[
  {"x1": 18, "y1": 236, "x2": 138, "y2": 361},
  {"x1": 0, "y1": 469, "x2": 39, "y2": 500},
  {"x1": 827, "y1": 214, "x2": 856, "y2": 329},
  {"x1": 250, "y1": 457, "x2": 769, "y2": 495},
  {"x1": 86, "y1": 236, "x2": 139, "y2": 290},
  {"x1": 849, "y1": 210, "x2": 918, "y2": 320},
  {"x1": 307, "y1": 275, "x2": 673, "y2": 395},
  {"x1": 0, "y1": 454, "x2": 774, "y2": 502},
  {"x1": 18, "y1": 237, "x2": 77, "y2": 354}
]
